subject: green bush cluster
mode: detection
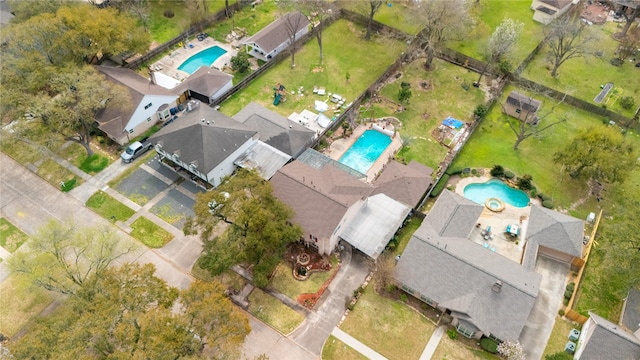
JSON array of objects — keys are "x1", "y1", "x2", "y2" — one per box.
[
  {"x1": 430, "y1": 174, "x2": 450, "y2": 197},
  {"x1": 558, "y1": 309, "x2": 565, "y2": 316},
  {"x1": 447, "y1": 329, "x2": 458, "y2": 340},
  {"x1": 543, "y1": 200, "x2": 554, "y2": 209},
  {"x1": 480, "y1": 338, "x2": 499, "y2": 353},
  {"x1": 445, "y1": 166, "x2": 465, "y2": 176},
  {"x1": 517, "y1": 174, "x2": 533, "y2": 190},
  {"x1": 490, "y1": 165, "x2": 504, "y2": 177},
  {"x1": 504, "y1": 171, "x2": 515, "y2": 179},
  {"x1": 474, "y1": 104, "x2": 488, "y2": 119}
]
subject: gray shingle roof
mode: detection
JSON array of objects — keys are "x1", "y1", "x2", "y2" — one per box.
[
  {"x1": 172, "y1": 66, "x2": 232, "y2": 98},
  {"x1": 506, "y1": 91, "x2": 542, "y2": 113},
  {"x1": 372, "y1": 160, "x2": 434, "y2": 208},
  {"x1": 622, "y1": 288, "x2": 640, "y2": 333},
  {"x1": 233, "y1": 102, "x2": 315, "y2": 158},
  {"x1": 540, "y1": 0, "x2": 572, "y2": 10},
  {"x1": 242, "y1": 12, "x2": 310, "y2": 54},
  {"x1": 425, "y1": 190, "x2": 484, "y2": 238},
  {"x1": 579, "y1": 312, "x2": 640, "y2": 359},
  {"x1": 149, "y1": 106, "x2": 256, "y2": 175},
  {"x1": 527, "y1": 206, "x2": 583, "y2": 257}
]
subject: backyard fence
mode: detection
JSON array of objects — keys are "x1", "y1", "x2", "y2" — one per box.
[{"x1": 338, "y1": 8, "x2": 414, "y2": 42}]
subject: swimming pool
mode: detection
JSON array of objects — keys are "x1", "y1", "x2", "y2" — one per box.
[
  {"x1": 339, "y1": 129, "x2": 392, "y2": 174},
  {"x1": 177, "y1": 46, "x2": 227, "y2": 75},
  {"x1": 463, "y1": 179, "x2": 530, "y2": 208}
]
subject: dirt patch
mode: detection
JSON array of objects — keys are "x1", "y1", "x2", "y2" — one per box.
[
  {"x1": 311, "y1": 66, "x2": 324, "y2": 73},
  {"x1": 417, "y1": 80, "x2": 432, "y2": 91},
  {"x1": 386, "y1": 72, "x2": 403, "y2": 84},
  {"x1": 422, "y1": 112, "x2": 431, "y2": 120},
  {"x1": 347, "y1": 22, "x2": 357, "y2": 33}
]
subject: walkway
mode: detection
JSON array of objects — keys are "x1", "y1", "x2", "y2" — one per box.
[
  {"x1": 331, "y1": 327, "x2": 388, "y2": 360},
  {"x1": 419, "y1": 325, "x2": 446, "y2": 360}
]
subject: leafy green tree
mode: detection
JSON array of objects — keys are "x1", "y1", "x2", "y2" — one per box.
[
  {"x1": 9, "y1": 220, "x2": 137, "y2": 295},
  {"x1": 7, "y1": 264, "x2": 249, "y2": 359},
  {"x1": 398, "y1": 82, "x2": 412, "y2": 104},
  {"x1": 194, "y1": 169, "x2": 302, "y2": 288},
  {"x1": 231, "y1": 51, "x2": 251, "y2": 74},
  {"x1": 553, "y1": 126, "x2": 638, "y2": 185},
  {"x1": 6, "y1": 0, "x2": 69, "y2": 22}
]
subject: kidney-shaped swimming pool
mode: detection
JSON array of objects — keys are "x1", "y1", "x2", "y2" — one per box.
[{"x1": 463, "y1": 179, "x2": 530, "y2": 208}]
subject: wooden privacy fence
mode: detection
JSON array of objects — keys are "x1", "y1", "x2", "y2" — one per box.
[{"x1": 565, "y1": 309, "x2": 589, "y2": 325}]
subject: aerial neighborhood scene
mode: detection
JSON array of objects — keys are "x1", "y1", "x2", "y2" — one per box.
[{"x1": 1, "y1": 0, "x2": 640, "y2": 359}]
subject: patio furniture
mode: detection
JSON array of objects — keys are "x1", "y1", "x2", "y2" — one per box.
[{"x1": 317, "y1": 87, "x2": 326, "y2": 95}]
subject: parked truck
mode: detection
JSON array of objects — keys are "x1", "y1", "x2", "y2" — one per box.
[{"x1": 121, "y1": 137, "x2": 153, "y2": 163}]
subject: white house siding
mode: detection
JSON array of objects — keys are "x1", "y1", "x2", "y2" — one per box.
[
  {"x1": 574, "y1": 317, "x2": 595, "y2": 359},
  {"x1": 205, "y1": 138, "x2": 256, "y2": 187},
  {"x1": 211, "y1": 80, "x2": 233, "y2": 102},
  {"x1": 125, "y1": 94, "x2": 178, "y2": 135}
]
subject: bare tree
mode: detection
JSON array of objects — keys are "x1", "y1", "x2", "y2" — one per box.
[
  {"x1": 545, "y1": 16, "x2": 599, "y2": 78},
  {"x1": 502, "y1": 91, "x2": 567, "y2": 150},
  {"x1": 615, "y1": 0, "x2": 640, "y2": 37},
  {"x1": 414, "y1": 0, "x2": 471, "y2": 70},
  {"x1": 298, "y1": 0, "x2": 333, "y2": 63},
  {"x1": 478, "y1": 18, "x2": 524, "y2": 83},
  {"x1": 364, "y1": 0, "x2": 384, "y2": 41},
  {"x1": 281, "y1": 11, "x2": 308, "y2": 68}
]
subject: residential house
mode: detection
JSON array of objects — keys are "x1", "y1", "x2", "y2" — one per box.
[
  {"x1": 170, "y1": 67, "x2": 233, "y2": 105},
  {"x1": 233, "y1": 102, "x2": 315, "y2": 158},
  {"x1": 96, "y1": 66, "x2": 179, "y2": 145},
  {"x1": 242, "y1": 11, "x2": 310, "y2": 62},
  {"x1": 531, "y1": 0, "x2": 576, "y2": 24},
  {"x1": 270, "y1": 149, "x2": 433, "y2": 257},
  {"x1": 372, "y1": 160, "x2": 434, "y2": 209},
  {"x1": 394, "y1": 190, "x2": 542, "y2": 342},
  {"x1": 0, "y1": 0, "x2": 14, "y2": 27},
  {"x1": 504, "y1": 91, "x2": 542, "y2": 125},
  {"x1": 574, "y1": 312, "x2": 640, "y2": 359},
  {"x1": 621, "y1": 288, "x2": 640, "y2": 334}
]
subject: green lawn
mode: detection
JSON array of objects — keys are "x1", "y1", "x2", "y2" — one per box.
[
  {"x1": 341, "y1": 1, "x2": 422, "y2": 35},
  {"x1": 0, "y1": 218, "x2": 29, "y2": 253},
  {"x1": 451, "y1": 84, "x2": 607, "y2": 208},
  {"x1": 393, "y1": 216, "x2": 422, "y2": 255},
  {"x1": 0, "y1": 275, "x2": 55, "y2": 337},
  {"x1": 205, "y1": 0, "x2": 286, "y2": 42},
  {"x1": 322, "y1": 335, "x2": 368, "y2": 360},
  {"x1": 450, "y1": 0, "x2": 544, "y2": 66},
  {"x1": 376, "y1": 58, "x2": 485, "y2": 169},
  {"x1": 270, "y1": 257, "x2": 338, "y2": 300},
  {"x1": 339, "y1": 281, "x2": 435, "y2": 360},
  {"x1": 433, "y1": 335, "x2": 500, "y2": 360},
  {"x1": 36, "y1": 159, "x2": 83, "y2": 192},
  {"x1": 521, "y1": 22, "x2": 640, "y2": 118},
  {"x1": 130, "y1": 216, "x2": 173, "y2": 248},
  {"x1": 542, "y1": 317, "x2": 580, "y2": 358},
  {"x1": 218, "y1": 19, "x2": 407, "y2": 117},
  {"x1": 248, "y1": 288, "x2": 304, "y2": 335},
  {"x1": 86, "y1": 191, "x2": 135, "y2": 223}
]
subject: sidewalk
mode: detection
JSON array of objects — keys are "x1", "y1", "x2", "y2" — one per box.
[
  {"x1": 331, "y1": 327, "x2": 388, "y2": 360},
  {"x1": 419, "y1": 325, "x2": 446, "y2": 360}
]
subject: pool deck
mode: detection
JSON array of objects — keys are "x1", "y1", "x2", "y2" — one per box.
[
  {"x1": 151, "y1": 38, "x2": 236, "y2": 82},
  {"x1": 324, "y1": 123, "x2": 403, "y2": 183},
  {"x1": 454, "y1": 176, "x2": 542, "y2": 264}
]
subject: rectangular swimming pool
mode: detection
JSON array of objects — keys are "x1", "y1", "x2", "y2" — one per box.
[{"x1": 339, "y1": 129, "x2": 392, "y2": 174}]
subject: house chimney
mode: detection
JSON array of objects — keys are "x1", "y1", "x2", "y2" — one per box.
[{"x1": 492, "y1": 280, "x2": 503, "y2": 293}]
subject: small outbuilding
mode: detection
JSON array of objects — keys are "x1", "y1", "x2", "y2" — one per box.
[
  {"x1": 504, "y1": 91, "x2": 542, "y2": 124},
  {"x1": 242, "y1": 11, "x2": 310, "y2": 62}
]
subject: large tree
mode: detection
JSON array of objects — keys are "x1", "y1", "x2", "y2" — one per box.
[
  {"x1": 7, "y1": 264, "x2": 250, "y2": 359},
  {"x1": 281, "y1": 10, "x2": 309, "y2": 68},
  {"x1": 414, "y1": 0, "x2": 471, "y2": 70},
  {"x1": 8, "y1": 220, "x2": 137, "y2": 295},
  {"x1": 545, "y1": 15, "x2": 598, "y2": 78},
  {"x1": 616, "y1": 0, "x2": 640, "y2": 37},
  {"x1": 295, "y1": 0, "x2": 333, "y2": 64},
  {"x1": 503, "y1": 92, "x2": 567, "y2": 150},
  {"x1": 553, "y1": 126, "x2": 638, "y2": 185},
  {"x1": 363, "y1": 0, "x2": 384, "y2": 41},
  {"x1": 29, "y1": 66, "x2": 130, "y2": 156},
  {"x1": 194, "y1": 169, "x2": 302, "y2": 288},
  {"x1": 478, "y1": 18, "x2": 524, "y2": 83}
]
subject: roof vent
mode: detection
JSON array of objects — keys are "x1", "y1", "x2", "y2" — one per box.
[
  {"x1": 201, "y1": 118, "x2": 205, "y2": 122},
  {"x1": 207, "y1": 121, "x2": 210, "y2": 125},
  {"x1": 492, "y1": 280, "x2": 503, "y2": 293},
  {"x1": 289, "y1": 125, "x2": 292, "y2": 129}
]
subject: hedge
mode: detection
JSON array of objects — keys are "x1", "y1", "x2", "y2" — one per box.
[
  {"x1": 480, "y1": 338, "x2": 498, "y2": 353},
  {"x1": 543, "y1": 200, "x2": 554, "y2": 209},
  {"x1": 430, "y1": 174, "x2": 450, "y2": 197},
  {"x1": 504, "y1": 171, "x2": 515, "y2": 179}
]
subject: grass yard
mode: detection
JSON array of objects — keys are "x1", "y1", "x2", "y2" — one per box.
[
  {"x1": 205, "y1": 0, "x2": 286, "y2": 42},
  {"x1": 339, "y1": 281, "x2": 435, "y2": 360},
  {"x1": 521, "y1": 22, "x2": 640, "y2": 118},
  {"x1": 451, "y1": 84, "x2": 607, "y2": 208},
  {"x1": 341, "y1": 1, "x2": 422, "y2": 35},
  {"x1": 393, "y1": 216, "x2": 422, "y2": 255},
  {"x1": 36, "y1": 159, "x2": 83, "y2": 192},
  {"x1": 130, "y1": 216, "x2": 173, "y2": 248},
  {"x1": 247, "y1": 288, "x2": 304, "y2": 335},
  {"x1": 450, "y1": 0, "x2": 544, "y2": 66},
  {"x1": 0, "y1": 218, "x2": 29, "y2": 253},
  {"x1": 270, "y1": 257, "x2": 338, "y2": 300},
  {"x1": 376, "y1": 58, "x2": 484, "y2": 169},
  {"x1": 432, "y1": 335, "x2": 500, "y2": 360},
  {"x1": 542, "y1": 317, "x2": 580, "y2": 358},
  {"x1": 0, "y1": 275, "x2": 55, "y2": 337},
  {"x1": 86, "y1": 191, "x2": 135, "y2": 223},
  {"x1": 322, "y1": 335, "x2": 368, "y2": 360},
  {"x1": 55, "y1": 142, "x2": 112, "y2": 175},
  {"x1": 218, "y1": 19, "x2": 407, "y2": 118}
]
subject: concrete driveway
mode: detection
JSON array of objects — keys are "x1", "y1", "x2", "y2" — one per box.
[{"x1": 520, "y1": 255, "x2": 569, "y2": 360}]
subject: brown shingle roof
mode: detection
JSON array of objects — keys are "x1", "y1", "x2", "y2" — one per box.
[
  {"x1": 171, "y1": 66, "x2": 232, "y2": 98},
  {"x1": 372, "y1": 160, "x2": 434, "y2": 208}
]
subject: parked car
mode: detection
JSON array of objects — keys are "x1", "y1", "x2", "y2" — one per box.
[{"x1": 121, "y1": 137, "x2": 153, "y2": 163}]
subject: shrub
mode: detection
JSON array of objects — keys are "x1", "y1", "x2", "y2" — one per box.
[
  {"x1": 163, "y1": 9, "x2": 174, "y2": 18},
  {"x1": 539, "y1": 193, "x2": 552, "y2": 201},
  {"x1": 558, "y1": 309, "x2": 565, "y2": 316},
  {"x1": 461, "y1": 80, "x2": 470, "y2": 91},
  {"x1": 504, "y1": 171, "x2": 515, "y2": 179},
  {"x1": 563, "y1": 297, "x2": 569, "y2": 306},
  {"x1": 400, "y1": 293, "x2": 407, "y2": 302},
  {"x1": 447, "y1": 329, "x2": 458, "y2": 340},
  {"x1": 480, "y1": 338, "x2": 499, "y2": 353},
  {"x1": 386, "y1": 284, "x2": 396, "y2": 293},
  {"x1": 620, "y1": 96, "x2": 635, "y2": 110},
  {"x1": 610, "y1": 58, "x2": 624, "y2": 66},
  {"x1": 498, "y1": 60, "x2": 512, "y2": 74},
  {"x1": 471, "y1": 168, "x2": 478, "y2": 176},
  {"x1": 566, "y1": 282, "x2": 575, "y2": 291},
  {"x1": 564, "y1": 289, "x2": 573, "y2": 299},
  {"x1": 543, "y1": 200, "x2": 554, "y2": 209},
  {"x1": 347, "y1": 302, "x2": 355, "y2": 311},
  {"x1": 517, "y1": 174, "x2": 533, "y2": 190},
  {"x1": 474, "y1": 104, "x2": 488, "y2": 119},
  {"x1": 490, "y1": 164, "x2": 505, "y2": 177},
  {"x1": 530, "y1": 188, "x2": 537, "y2": 198},
  {"x1": 430, "y1": 174, "x2": 450, "y2": 197},
  {"x1": 445, "y1": 166, "x2": 465, "y2": 175},
  {"x1": 231, "y1": 51, "x2": 251, "y2": 74}
]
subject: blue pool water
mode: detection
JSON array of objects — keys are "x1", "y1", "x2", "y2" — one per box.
[
  {"x1": 177, "y1": 46, "x2": 227, "y2": 75},
  {"x1": 463, "y1": 179, "x2": 530, "y2": 208},
  {"x1": 339, "y1": 130, "x2": 392, "y2": 174}
]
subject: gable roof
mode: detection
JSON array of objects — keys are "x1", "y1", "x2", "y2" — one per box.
[
  {"x1": 338, "y1": 194, "x2": 411, "y2": 259},
  {"x1": 579, "y1": 312, "x2": 640, "y2": 359},
  {"x1": 372, "y1": 160, "x2": 434, "y2": 208},
  {"x1": 270, "y1": 160, "x2": 373, "y2": 240},
  {"x1": 622, "y1": 288, "x2": 640, "y2": 333},
  {"x1": 425, "y1": 190, "x2": 484, "y2": 238},
  {"x1": 242, "y1": 11, "x2": 310, "y2": 54},
  {"x1": 172, "y1": 66, "x2": 232, "y2": 98},
  {"x1": 149, "y1": 105, "x2": 256, "y2": 175},
  {"x1": 506, "y1": 91, "x2": 542, "y2": 113},
  {"x1": 539, "y1": 0, "x2": 572, "y2": 10},
  {"x1": 234, "y1": 141, "x2": 291, "y2": 180},
  {"x1": 233, "y1": 102, "x2": 315, "y2": 157},
  {"x1": 526, "y1": 206, "x2": 583, "y2": 257}
]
